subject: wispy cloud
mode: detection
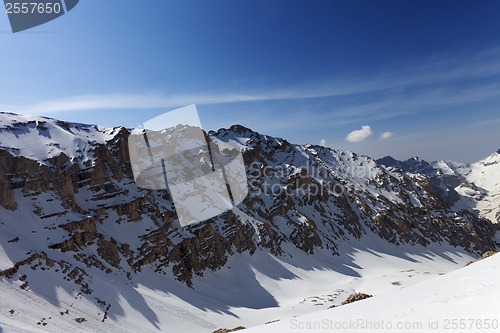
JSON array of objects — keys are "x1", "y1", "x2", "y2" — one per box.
[{"x1": 16, "y1": 93, "x2": 279, "y2": 114}]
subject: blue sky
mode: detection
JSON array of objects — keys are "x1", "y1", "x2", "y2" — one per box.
[{"x1": 1, "y1": 0, "x2": 500, "y2": 162}]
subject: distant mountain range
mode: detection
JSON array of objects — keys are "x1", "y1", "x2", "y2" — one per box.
[
  {"x1": 0, "y1": 112, "x2": 498, "y2": 332},
  {"x1": 377, "y1": 151, "x2": 500, "y2": 225}
]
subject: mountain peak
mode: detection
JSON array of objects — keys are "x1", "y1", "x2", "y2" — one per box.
[{"x1": 228, "y1": 124, "x2": 254, "y2": 133}]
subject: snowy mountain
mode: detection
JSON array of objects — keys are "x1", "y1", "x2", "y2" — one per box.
[
  {"x1": 452, "y1": 151, "x2": 500, "y2": 225},
  {"x1": 376, "y1": 156, "x2": 466, "y2": 208},
  {"x1": 0, "y1": 112, "x2": 497, "y2": 332},
  {"x1": 378, "y1": 151, "x2": 500, "y2": 225}
]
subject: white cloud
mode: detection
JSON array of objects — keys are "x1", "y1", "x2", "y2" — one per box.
[
  {"x1": 320, "y1": 139, "x2": 326, "y2": 146},
  {"x1": 345, "y1": 125, "x2": 373, "y2": 143},
  {"x1": 380, "y1": 131, "x2": 393, "y2": 140}
]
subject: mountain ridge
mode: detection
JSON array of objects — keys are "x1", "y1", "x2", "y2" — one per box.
[
  {"x1": 0, "y1": 112, "x2": 497, "y2": 331},
  {"x1": 377, "y1": 150, "x2": 500, "y2": 225}
]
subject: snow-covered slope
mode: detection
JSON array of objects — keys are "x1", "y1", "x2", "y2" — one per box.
[
  {"x1": 0, "y1": 112, "x2": 122, "y2": 167},
  {"x1": 0, "y1": 238, "x2": 478, "y2": 332},
  {"x1": 429, "y1": 152, "x2": 500, "y2": 224},
  {"x1": 454, "y1": 151, "x2": 500, "y2": 224},
  {"x1": 247, "y1": 253, "x2": 500, "y2": 333},
  {"x1": 432, "y1": 159, "x2": 471, "y2": 177}
]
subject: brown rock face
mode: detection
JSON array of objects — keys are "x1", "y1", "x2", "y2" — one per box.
[
  {"x1": 97, "y1": 238, "x2": 121, "y2": 268},
  {"x1": 0, "y1": 162, "x2": 16, "y2": 210},
  {"x1": 49, "y1": 217, "x2": 98, "y2": 252},
  {"x1": 212, "y1": 327, "x2": 246, "y2": 333},
  {"x1": 341, "y1": 292, "x2": 373, "y2": 305}
]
